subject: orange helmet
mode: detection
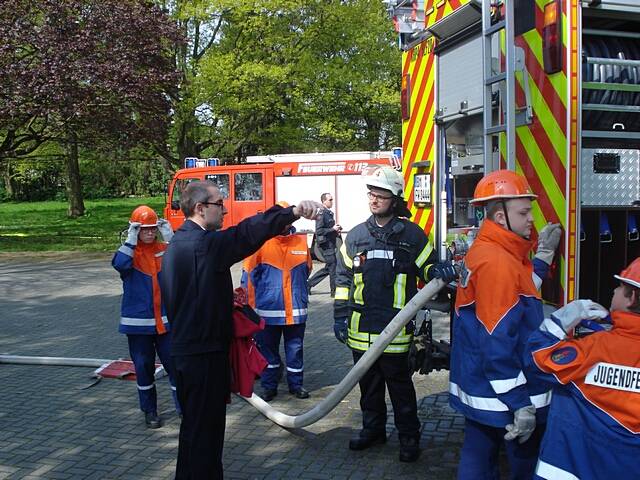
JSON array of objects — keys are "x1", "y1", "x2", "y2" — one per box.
[
  {"x1": 276, "y1": 201, "x2": 290, "y2": 208},
  {"x1": 129, "y1": 205, "x2": 158, "y2": 227},
  {"x1": 470, "y1": 170, "x2": 537, "y2": 205},
  {"x1": 615, "y1": 257, "x2": 640, "y2": 289}
]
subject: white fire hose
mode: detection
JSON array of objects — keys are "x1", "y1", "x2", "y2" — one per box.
[
  {"x1": 244, "y1": 278, "x2": 445, "y2": 428},
  {"x1": 0, "y1": 278, "x2": 445, "y2": 429}
]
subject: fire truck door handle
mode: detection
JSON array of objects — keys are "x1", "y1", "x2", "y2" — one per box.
[{"x1": 257, "y1": 210, "x2": 263, "y2": 213}]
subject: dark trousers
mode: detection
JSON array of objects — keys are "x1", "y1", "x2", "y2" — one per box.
[
  {"x1": 127, "y1": 333, "x2": 180, "y2": 414},
  {"x1": 457, "y1": 418, "x2": 545, "y2": 480},
  {"x1": 255, "y1": 323, "x2": 306, "y2": 391},
  {"x1": 173, "y1": 352, "x2": 229, "y2": 480},
  {"x1": 308, "y1": 248, "x2": 336, "y2": 294},
  {"x1": 352, "y1": 350, "x2": 420, "y2": 440}
]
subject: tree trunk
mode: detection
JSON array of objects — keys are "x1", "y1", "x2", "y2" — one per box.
[
  {"x1": 2, "y1": 161, "x2": 15, "y2": 199},
  {"x1": 64, "y1": 131, "x2": 85, "y2": 218}
]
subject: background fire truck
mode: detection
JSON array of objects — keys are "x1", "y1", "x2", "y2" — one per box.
[
  {"x1": 385, "y1": 0, "x2": 640, "y2": 307},
  {"x1": 164, "y1": 151, "x2": 402, "y2": 237}
]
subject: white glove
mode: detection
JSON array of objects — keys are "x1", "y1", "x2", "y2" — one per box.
[
  {"x1": 504, "y1": 405, "x2": 536, "y2": 444},
  {"x1": 293, "y1": 200, "x2": 324, "y2": 220},
  {"x1": 551, "y1": 299, "x2": 609, "y2": 333},
  {"x1": 535, "y1": 223, "x2": 562, "y2": 265},
  {"x1": 126, "y1": 222, "x2": 141, "y2": 246},
  {"x1": 158, "y1": 218, "x2": 173, "y2": 242}
]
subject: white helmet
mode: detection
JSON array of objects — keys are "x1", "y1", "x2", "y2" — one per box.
[{"x1": 362, "y1": 165, "x2": 404, "y2": 197}]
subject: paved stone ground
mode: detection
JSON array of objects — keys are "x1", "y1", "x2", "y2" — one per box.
[{"x1": 0, "y1": 253, "x2": 465, "y2": 479}]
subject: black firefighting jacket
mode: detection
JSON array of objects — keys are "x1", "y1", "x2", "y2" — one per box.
[{"x1": 334, "y1": 215, "x2": 436, "y2": 353}]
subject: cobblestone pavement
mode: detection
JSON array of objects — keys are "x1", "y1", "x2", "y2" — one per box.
[{"x1": 0, "y1": 253, "x2": 465, "y2": 479}]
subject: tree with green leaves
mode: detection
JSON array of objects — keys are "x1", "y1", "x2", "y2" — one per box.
[{"x1": 163, "y1": 0, "x2": 400, "y2": 165}]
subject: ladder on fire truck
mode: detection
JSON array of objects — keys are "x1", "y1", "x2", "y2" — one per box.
[{"x1": 481, "y1": 0, "x2": 532, "y2": 172}]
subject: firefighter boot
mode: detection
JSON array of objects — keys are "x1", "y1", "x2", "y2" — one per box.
[
  {"x1": 145, "y1": 412, "x2": 161, "y2": 429},
  {"x1": 348, "y1": 430, "x2": 387, "y2": 451},
  {"x1": 398, "y1": 436, "x2": 421, "y2": 463}
]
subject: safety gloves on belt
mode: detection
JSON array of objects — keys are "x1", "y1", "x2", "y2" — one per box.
[
  {"x1": 158, "y1": 218, "x2": 174, "y2": 242},
  {"x1": 504, "y1": 405, "x2": 536, "y2": 444},
  {"x1": 535, "y1": 223, "x2": 562, "y2": 265},
  {"x1": 551, "y1": 299, "x2": 609, "y2": 333},
  {"x1": 126, "y1": 222, "x2": 141, "y2": 246},
  {"x1": 334, "y1": 317, "x2": 348, "y2": 344},
  {"x1": 427, "y1": 261, "x2": 458, "y2": 284}
]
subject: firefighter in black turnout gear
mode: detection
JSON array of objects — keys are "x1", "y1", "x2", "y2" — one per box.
[{"x1": 333, "y1": 166, "x2": 457, "y2": 463}]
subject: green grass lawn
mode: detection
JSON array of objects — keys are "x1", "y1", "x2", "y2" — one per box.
[{"x1": 0, "y1": 197, "x2": 166, "y2": 252}]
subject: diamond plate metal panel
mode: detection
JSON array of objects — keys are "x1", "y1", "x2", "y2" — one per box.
[{"x1": 581, "y1": 149, "x2": 640, "y2": 206}]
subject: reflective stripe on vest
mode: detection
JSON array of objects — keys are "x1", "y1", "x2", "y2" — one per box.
[
  {"x1": 393, "y1": 273, "x2": 407, "y2": 309},
  {"x1": 347, "y1": 311, "x2": 412, "y2": 354},
  {"x1": 353, "y1": 272, "x2": 364, "y2": 305}
]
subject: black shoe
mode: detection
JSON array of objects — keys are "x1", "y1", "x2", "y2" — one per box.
[
  {"x1": 348, "y1": 431, "x2": 387, "y2": 451},
  {"x1": 260, "y1": 389, "x2": 277, "y2": 402},
  {"x1": 145, "y1": 412, "x2": 161, "y2": 429},
  {"x1": 399, "y1": 437, "x2": 421, "y2": 463},
  {"x1": 289, "y1": 387, "x2": 310, "y2": 399}
]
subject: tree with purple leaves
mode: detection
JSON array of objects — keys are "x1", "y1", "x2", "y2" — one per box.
[{"x1": 0, "y1": 0, "x2": 182, "y2": 216}]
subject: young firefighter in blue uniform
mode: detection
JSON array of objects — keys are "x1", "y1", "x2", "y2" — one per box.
[
  {"x1": 525, "y1": 258, "x2": 640, "y2": 479},
  {"x1": 112, "y1": 205, "x2": 180, "y2": 428},
  {"x1": 450, "y1": 170, "x2": 562, "y2": 478},
  {"x1": 242, "y1": 202, "x2": 313, "y2": 401},
  {"x1": 333, "y1": 165, "x2": 457, "y2": 463}
]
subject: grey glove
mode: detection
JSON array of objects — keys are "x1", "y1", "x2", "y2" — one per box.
[
  {"x1": 158, "y1": 218, "x2": 173, "y2": 242},
  {"x1": 504, "y1": 405, "x2": 536, "y2": 444},
  {"x1": 334, "y1": 317, "x2": 348, "y2": 344},
  {"x1": 126, "y1": 222, "x2": 141, "y2": 246},
  {"x1": 551, "y1": 299, "x2": 609, "y2": 333},
  {"x1": 535, "y1": 223, "x2": 562, "y2": 265}
]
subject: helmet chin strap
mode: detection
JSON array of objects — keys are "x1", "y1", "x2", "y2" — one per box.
[{"x1": 501, "y1": 199, "x2": 513, "y2": 232}]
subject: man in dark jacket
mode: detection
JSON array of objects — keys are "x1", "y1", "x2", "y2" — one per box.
[
  {"x1": 308, "y1": 192, "x2": 341, "y2": 296},
  {"x1": 160, "y1": 181, "x2": 321, "y2": 480}
]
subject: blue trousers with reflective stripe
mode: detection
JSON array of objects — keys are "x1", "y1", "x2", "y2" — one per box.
[
  {"x1": 255, "y1": 324, "x2": 306, "y2": 391},
  {"x1": 457, "y1": 418, "x2": 545, "y2": 480},
  {"x1": 127, "y1": 333, "x2": 180, "y2": 414}
]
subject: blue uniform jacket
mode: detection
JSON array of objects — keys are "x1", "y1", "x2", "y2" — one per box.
[
  {"x1": 450, "y1": 220, "x2": 552, "y2": 428},
  {"x1": 241, "y1": 229, "x2": 311, "y2": 326},
  {"x1": 112, "y1": 240, "x2": 168, "y2": 335}
]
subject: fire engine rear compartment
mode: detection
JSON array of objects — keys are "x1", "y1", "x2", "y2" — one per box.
[
  {"x1": 430, "y1": 1, "x2": 640, "y2": 305},
  {"x1": 580, "y1": 6, "x2": 640, "y2": 305}
]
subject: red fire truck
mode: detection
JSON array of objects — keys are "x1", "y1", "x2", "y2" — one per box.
[{"x1": 164, "y1": 151, "x2": 401, "y2": 234}]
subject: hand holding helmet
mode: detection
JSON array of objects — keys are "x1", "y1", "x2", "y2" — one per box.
[
  {"x1": 126, "y1": 222, "x2": 141, "y2": 246},
  {"x1": 157, "y1": 218, "x2": 173, "y2": 242}
]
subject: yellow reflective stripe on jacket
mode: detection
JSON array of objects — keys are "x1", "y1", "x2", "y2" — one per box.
[
  {"x1": 415, "y1": 242, "x2": 433, "y2": 268},
  {"x1": 340, "y1": 242, "x2": 352, "y2": 269},
  {"x1": 347, "y1": 311, "x2": 412, "y2": 354},
  {"x1": 334, "y1": 287, "x2": 349, "y2": 301},
  {"x1": 353, "y1": 272, "x2": 364, "y2": 305},
  {"x1": 393, "y1": 273, "x2": 407, "y2": 309}
]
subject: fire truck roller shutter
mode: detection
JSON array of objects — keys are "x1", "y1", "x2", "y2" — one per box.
[{"x1": 583, "y1": 35, "x2": 640, "y2": 132}]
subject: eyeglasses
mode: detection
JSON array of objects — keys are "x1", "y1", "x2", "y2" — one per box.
[
  {"x1": 367, "y1": 191, "x2": 393, "y2": 201},
  {"x1": 202, "y1": 200, "x2": 224, "y2": 208}
]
